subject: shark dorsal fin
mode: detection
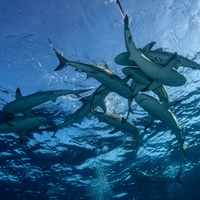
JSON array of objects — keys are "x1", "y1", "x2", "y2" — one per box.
[
  {"x1": 103, "y1": 61, "x2": 109, "y2": 70},
  {"x1": 141, "y1": 42, "x2": 156, "y2": 55},
  {"x1": 15, "y1": 88, "x2": 23, "y2": 100}
]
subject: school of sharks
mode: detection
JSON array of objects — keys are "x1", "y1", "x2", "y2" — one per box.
[{"x1": 0, "y1": 0, "x2": 200, "y2": 189}]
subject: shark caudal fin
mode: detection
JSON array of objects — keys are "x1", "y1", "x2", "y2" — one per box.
[
  {"x1": 115, "y1": 0, "x2": 126, "y2": 19},
  {"x1": 48, "y1": 39, "x2": 69, "y2": 71}
]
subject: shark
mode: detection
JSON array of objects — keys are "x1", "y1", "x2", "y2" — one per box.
[
  {"x1": 130, "y1": 166, "x2": 183, "y2": 191},
  {"x1": 49, "y1": 40, "x2": 135, "y2": 118},
  {"x1": 122, "y1": 66, "x2": 169, "y2": 103},
  {"x1": 3, "y1": 87, "x2": 89, "y2": 116},
  {"x1": 47, "y1": 84, "x2": 111, "y2": 135},
  {"x1": 115, "y1": 0, "x2": 187, "y2": 87},
  {"x1": 90, "y1": 88, "x2": 138, "y2": 135},
  {"x1": 134, "y1": 94, "x2": 187, "y2": 157},
  {"x1": 115, "y1": 48, "x2": 200, "y2": 70},
  {"x1": 0, "y1": 115, "x2": 47, "y2": 143}
]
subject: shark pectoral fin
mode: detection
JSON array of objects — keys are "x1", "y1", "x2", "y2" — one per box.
[
  {"x1": 114, "y1": 52, "x2": 137, "y2": 66},
  {"x1": 109, "y1": 128, "x2": 119, "y2": 134},
  {"x1": 15, "y1": 88, "x2": 23, "y2": 100},
  {"x1": 130, "y1": 81, "x2": 145, "y2": 95},
  {"x1": 19, "y1": 131, "x2": 27, "y2": 144},
  {"x1": 141, "y1": 42, "x2": 156, "y2": 55},
  {"x1": 153, "y1": 85, "x2": 169, "y2": 103},
  {"x1": 144, "y1": 115, "x2": 156, "y2": 130}
]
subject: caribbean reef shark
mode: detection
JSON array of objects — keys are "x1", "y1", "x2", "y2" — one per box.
[
  {"x1": 49, "y1": 40, "x2": 135, "y2": 118},
  {"x1": 90, "y1": 88, "x2": 138, "y2": 135},
  {"x1": 115, "y1": 0, "x2": 187, "y2": 87},
  {"x1": 0, "y1": 115, "x2": 47, "y2": 143},
  {"x1": 122, "y1": 66, "x2": 169, "y2": 103},
  {"x1": 49, "y1": 84, "x2": 111, "y2": 135},
  {"x1": 130, "y1": 166, "x2": 183, "y2": 191},
  {"x1": 134, "y1": 94, "x2": 187, "y2": 157},
  {"x1": 3, "y1": 87, "x2": 89, "y2": 115},
  {"x1": 115, "y1": 47, "x2": 200, "y2": 70}
]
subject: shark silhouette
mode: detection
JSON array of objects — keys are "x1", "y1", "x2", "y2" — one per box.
[
  {"x1": 0, "y1": 115, "x2": 47, "y2": 143},
  {"x1": 3, "y1": 87, "x2": 89, "y2": 116},
  {"x1": 115, "y1": 48, "x2": 200, "y2": 70},
  {"x1": 115, "y1": 0, "x2": 187, "y2": 87},
  {"x1": 90, "y1": 88, "x2": 138, "y2": 135},
  {"x1": 134, "y1": 94, "x2": 187, "y2": 157},
  {"x1": 130, "y1": 166, "x2": 183, "y2": 191}
]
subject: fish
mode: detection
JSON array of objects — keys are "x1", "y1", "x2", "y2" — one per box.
[
  {"x1": 130, "y1": 166, "x2": 183, "y2": 191},
  {"x1": 47, "y1": 84, "x2": 111, "y2": 135},
  {"x1": 115, "y1": 0, "x2": 187, "y2": 87},
  {"x1": 90, "y1": 88, "x2": 138, "y2": 135},
  {"x1": 0, "y1": 115, "x2": 47, "y2": 143},
  {"x1": 134, "y1": 94, "x2": 187, "y2": 157},
  {"x1": 115, "y1": 48, "x2": 200, "y2": 70},
  {"x1": 2, "y1": 87, "x2": 89, "y2": 115},
  {"x1": 122, "y1": 66, "x2": 169, "y2": 103},
  {"x1": 49, "y1": 40, "x2": 135, "y2": 115}
]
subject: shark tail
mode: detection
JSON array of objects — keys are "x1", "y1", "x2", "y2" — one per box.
[
  {"x1": 175, "y1": 166, "x2": 183, "y2": 185},
  {"x1": 48, "y1": 39, "x2": 69, "y2": 71},
  {"x1": 116, "y1": 0, "x2": 125, "y2": 19}
]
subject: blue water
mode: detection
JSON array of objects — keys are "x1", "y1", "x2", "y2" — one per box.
[{"x1": 0, "y1": 0, "x2": 200, "y2": 199}]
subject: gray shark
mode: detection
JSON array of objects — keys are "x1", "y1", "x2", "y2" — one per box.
[
  {"x1": 90, "y1": 108, "x2": 138, "y2": 135},
  {"x1": 3, "y1": 87, "x2": 89, "y2": 115},
  {"x1": 0, "y1": 115, "x2": 47, "y2": 143},
  {"x1": 130, "y1": 166, "x2": 183, "y2": 191},
  {"x1": 90, "y1": 89, "x2": 138, "y2": 134},
  {"x1": 122, "y1": 66, "x2": 169, "y2": 103},
  {"x1": 115, "y1": 0, "x2": 187, "y2": 87},
  {"x1": 115, "y1": 48, "x2": 200, "y2": 70},
  {"x1": 49, "y1": 40, "x2": 135, "y2": 104},
  {"x1": 134, "y1": 94, "x2": 187, "y2": 157},
  {"x1": 48, "y1": 84, "x2": 111, "y2": 135}
]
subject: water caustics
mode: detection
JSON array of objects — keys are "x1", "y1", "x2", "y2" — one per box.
[{"x1": 0, "y1": 0, "x2": 200, "y2": 199}]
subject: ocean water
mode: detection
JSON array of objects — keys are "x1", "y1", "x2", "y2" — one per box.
[{"x1": 0, "y1": 0, "x2": 200, "y2": 199}]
